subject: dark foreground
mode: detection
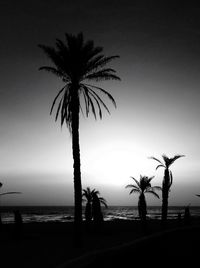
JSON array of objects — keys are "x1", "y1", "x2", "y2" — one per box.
[{"x1": 0, "y1": 219, "x2": 200, "y2": 267}]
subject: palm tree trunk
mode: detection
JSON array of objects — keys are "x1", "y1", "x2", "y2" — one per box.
[
  {"x1": 138, "y1": 193, "x2": 147, "y2": 222},
  {"x1": 71, "y1": 90, "x2": 82, "y2": 245},
  {"x1": 162, "y1": 169, "x2": 170, "y2": 226},
  {"x1": 138, "y1": 193, "x2": 147, "y2": 233},
  {"x1": 85, "y1": 202, "x2": 92, "y2": 223}
]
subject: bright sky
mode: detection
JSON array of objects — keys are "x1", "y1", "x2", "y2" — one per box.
[{"x1": 0, "y1": 3, "x2": 200, "y2": 206}]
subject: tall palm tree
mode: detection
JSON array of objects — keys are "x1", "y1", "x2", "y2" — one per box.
[
  {"x1": 125, "y1": 176, "x2": 161, "y2": 222},
  {"x1": 38, "y1": 33, "x2": 120, "y2": 240},
  {"x1": 0, "y1": 182, "x2": 21, "y2": 225},
  {"x1": 149, "y1": 154, "x2": 185, "y2": 225}
]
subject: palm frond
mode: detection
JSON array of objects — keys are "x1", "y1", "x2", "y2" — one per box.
[
  {"x1": 156, "y1": 164, "x2": 165, "y2": 170},
  {"x1": 151, "y1": 186, "x2": 162, "y2": 191},
  {"x1": 55, "y1": 38, "x2": 69, "y2": 59},
  {"x1": 98, "y1": 197, "x2": 108, "y2": 208},
  {"x1": 82, "y1": 89, "x2": 90, "y2": 117},
  {"x1": 162, "y1": 154, "x2": 169, "y2": 164},
  {"x1": 148, "y1": 156, "x2": 163, "y2": 165},
  {"x1": 169, "y1": 171, "x2": 173, "y2": 187},
  {"x1": 87, "y1": 89, "x2": 104, "y2": 119},
  {"x1": 86, "y1": 55, "x2": 120, "y2": 74},
  {"x1": 85, "y1": 84, "x2": 117, "y2": 108},
  {"x1": 83, "y1": 87, "x2": 97, "y2": 119},
  {"x1": 87, "y1": 85, "x2": 112, "y2": 117},
  {"x1": 168, "y1": 154, "x2": 185, "y2": 167},
  {"x1": 125, "y1": 184, "x2": 139, "y2": 190},
  {"x1": 0, "y1": 192, "x2": 21, "y2": 196},
  {"x1": 91, "y1": 189, "x2": 100, "y2": 196},
  {"x1": 85, "y1": 67, "x2": 116, "y2": 78},
  {"x1": 162, "y1": 154, "x2": 185, "y2": 168},
  {"x1": 82, "y1": 189, "x2": 89, "y2": 198},
  {"x1": 38, "y1": 44, "x2": 67, "y2": 74},
  {"x1": 147, "y1": 176, "x2": 155, "y2": 183},
  {"x1": 60, "y1": 86, "x2": 74, "y2": 129},
  {"x1": 129, "y1": 189, "x2": 140, "y2": 195},
  {"x1": 130, "y1": 177, "x2": 141, "y2": 188},
  {"x1": 50, "y1": 85, "x2": 66, "y2": 115},
  {"x1": 55, "y1": 97, "x2": 64, "y2": 121},
  {"x1": 38, "y1": 66, "x2": 67, "y2": 80},
  {"x1": 81, "y1": 85, "x2": 97, "y2": 119},
  {"x1": 145, "y1": 190, "x2": 160, "y2": 199},
  {"x1": 85, "y1": 70, "x2": 120, "y2": 81}
]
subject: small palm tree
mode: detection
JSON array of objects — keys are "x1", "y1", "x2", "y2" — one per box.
[
  {"x1": 149, "y1": 154, "x2": 185, "y2": 224},
  {"x1": 82, "y1": 187, "x2": 98, "y2": 223},
  {"x1": 38, "y1": 32, "x2": 120, "y2": 243},
  {"x1": 125, "y1": 176, "x2": 161, "y2": 222},
  {"x1": 0, "y1": 182, "x2": 21, "y2": 225},
  {"x1": 82, "y1": 187, "x2": 107, "y2": 225}
]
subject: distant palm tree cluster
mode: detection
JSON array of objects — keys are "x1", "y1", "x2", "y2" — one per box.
[
  {"x1": 82, "y1": 187, "x2": 107, "y2": 226},
  {"x1": 126, "y1": 154, "x2": 185, "y2": 225}
]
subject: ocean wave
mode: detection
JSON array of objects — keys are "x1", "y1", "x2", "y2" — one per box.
[{"x1": 1, "y1": 206, "x2": 200, "y2": 223}]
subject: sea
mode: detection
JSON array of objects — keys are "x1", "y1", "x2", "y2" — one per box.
[{"x1": 1, "y1": 206, "x2": 200, "y2": 224}]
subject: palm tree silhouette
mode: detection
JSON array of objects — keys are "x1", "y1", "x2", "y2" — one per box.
[
  {"x1": 149, "y1": 154, "x2": 185, "y2": 225},
  {"x1": 82, "y1": 187, "x2": 97, "y2": 224},
  {"x1": 125, "y1": 176, "x2": 161, "y2": 222},
  {"x1": 38, "y1": 33, "x2": 120, "y2": 240},
  {"x1": 82, "y1": 187, "x2": 107, "y2": 225},
  {"x1": 0, "y1": 182, "x2": 21, "y2": 225}
]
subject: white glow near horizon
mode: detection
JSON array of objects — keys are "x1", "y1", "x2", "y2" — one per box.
[{"x1": 82, "y1": 141, "x2": 157, "y2": 187}]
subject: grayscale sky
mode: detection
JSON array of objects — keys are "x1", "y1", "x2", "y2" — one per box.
[{"x1": 0, "y1": 2, "x2": 200, "y2": 206}]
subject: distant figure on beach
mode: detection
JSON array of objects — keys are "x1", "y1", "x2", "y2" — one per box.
[
  {"x1": 184, "y1": 206, "x2": 191, "y2": 225},
  {"x1": 14, "y1": 210, "x2": 23, "y2": 237}
]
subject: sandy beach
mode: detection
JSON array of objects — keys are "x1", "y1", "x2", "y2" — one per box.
[{"x1": 1, "y1": 219, "x2": 200, "y2": 268}]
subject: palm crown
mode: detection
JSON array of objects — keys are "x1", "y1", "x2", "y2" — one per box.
[
  {"x1": 149, "y1": 154, "x2": 185, "y2": 170},
  {"x1": 125, "y1": 175, "x2": 161, "y2": 198},
  {"x1": 38, "y1": 32, "x2": 120, "y2": 129},
  {"x1": 82, "y1": 187, "x2": 107, "y2": 208},
  {"x1": 82, "y1": 187, "x2": 99, "y2": 203}
]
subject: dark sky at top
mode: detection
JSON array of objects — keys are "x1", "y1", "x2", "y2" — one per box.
[{"x1": 1, "y1": 2, "x2": 200, "y2": 205}]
